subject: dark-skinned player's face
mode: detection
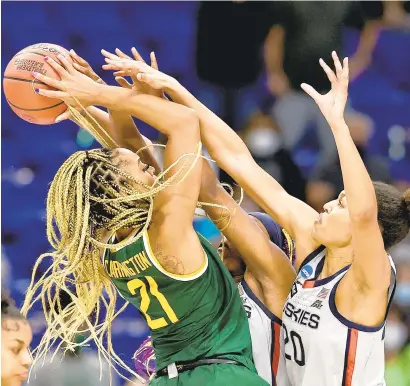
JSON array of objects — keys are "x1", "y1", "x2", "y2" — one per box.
[
  {"x1": 218, "y1": 237, "x2": 246, "y2": 280},
  {"x1": 112, "y1": 148, "x2": 156, "y2": 187}
]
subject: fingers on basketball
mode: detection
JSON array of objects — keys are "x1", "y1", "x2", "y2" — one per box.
[{"x1": 3, "y1": 43, "x2": 70, "y2": 124}]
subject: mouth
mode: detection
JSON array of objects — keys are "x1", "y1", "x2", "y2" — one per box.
[{"x1": 19, "y1": 372, "x2": 29, "y2": 380}]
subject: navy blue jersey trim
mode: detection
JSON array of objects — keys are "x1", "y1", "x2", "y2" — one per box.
[
  {"x1": 271, "y1": 321, "x2": 277, "y2": 386},
  {"x1": 384, "y1": 266, "x2": 397, "y2": 320},
  {"x1": 249, "y1": 212, "x2": 283, "y2": 248},
  {"x1": 305, "y1": 264, "x2": 351, "y2": 288},
  {"x1": 241, "y1": 279, "x2": 282, "y2": 325},
  {"x1": 297, "y1": 245, "x2": 326, "y2": 274},
  {"x1": 329, "y1": 278, "x2": 385, "y2": 332}
]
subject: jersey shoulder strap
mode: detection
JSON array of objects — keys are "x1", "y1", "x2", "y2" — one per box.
[{"x1": 298, "y1": 245, "x2": 326, "y2": 281}]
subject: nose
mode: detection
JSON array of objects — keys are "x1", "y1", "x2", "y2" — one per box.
[
  {"x1": 21, "y1": 348, "x2": 33, "y2": 367},
  {"x1": 323, "y1": 203, "x2": 331, "y2": 213}
]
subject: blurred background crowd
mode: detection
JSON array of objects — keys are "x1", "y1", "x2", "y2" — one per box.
[{"x1": 1, "y1": 1, "x2": 410, "y2": 385}]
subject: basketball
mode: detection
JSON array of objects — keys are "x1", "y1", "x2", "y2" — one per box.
[{"x1": 3, "y1": 43, "x2": 72, "y2": 125}]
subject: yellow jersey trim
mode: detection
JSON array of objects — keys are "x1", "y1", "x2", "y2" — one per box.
[{"x1": 143, "y1": 229, "x2": 208, "y2": 281}]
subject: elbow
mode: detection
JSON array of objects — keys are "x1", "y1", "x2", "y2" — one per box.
[
  {"x1": 177, "y1": 108, "x2": 200, "y2": 133},
  {"x1": 350, "y1": 203, "x2": 378, "y2": 224}
]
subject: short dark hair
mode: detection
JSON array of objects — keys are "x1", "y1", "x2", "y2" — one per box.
[
  {"x1": 373, "y1": 182, "x2": 410, "y2": 249},
  {"x1": 1, "y1": 293, "x2": 25, "y2": 325}
]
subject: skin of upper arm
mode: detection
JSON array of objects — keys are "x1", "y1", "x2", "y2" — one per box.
[
  {"x1": 335, "y1": 215, "x2": 391, "y2": 327},
  {"x1": 232, "y1": 157, "x2": 320, "y2": 268},
  {"x1": 199, "y1": 165, "x2": 295, "y2": 315},
  {"x1": 349, "y1": 215, "x2": 391, "y2": 291}
]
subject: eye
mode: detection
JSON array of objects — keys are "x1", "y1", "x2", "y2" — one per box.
[
  {"x1": 142, "y1": 164, "x2": 150, "y2": 172},
  {"x1": 11, "y1": 346, "x2": 20, "y2": 355}
]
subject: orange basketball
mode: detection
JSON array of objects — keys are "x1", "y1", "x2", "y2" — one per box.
[{"x1": 3, "y1": 43, "x2": 72, "y2": 125}]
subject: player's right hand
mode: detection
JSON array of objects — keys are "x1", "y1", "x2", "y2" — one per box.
[
  {"x1": 32, "y1": 54, "x2": 105, "y2": 118},
  {"x1": 101, "y1": 47, "x2": 166, "y2": 99}
]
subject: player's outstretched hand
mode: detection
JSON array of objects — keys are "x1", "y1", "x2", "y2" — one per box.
[
  {"x1": 69, "y1": 49, "x2": 106, "y2": 85},
  {"x1": 101, "y1": 48, "x2": 177, "y2": 94},
  {"x1": 32, "y1": 54, "x2": 104, "y2": 113},
  {"x1": 301, "y1": 51, "x2": 349, "y2": 127}
]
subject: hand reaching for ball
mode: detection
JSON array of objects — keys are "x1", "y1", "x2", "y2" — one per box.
[
  {"x1": 32, "y1": 54, "x2": 105, "y2": 119},
  {"x1": 101, "y1": 47, "x2": 166, "y2": 99},
  {"x1": 69, "y1": 49, "x2": 106, "y2": 85}
]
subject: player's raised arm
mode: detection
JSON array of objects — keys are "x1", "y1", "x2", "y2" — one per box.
[
  {"x1": 101, "y1": 55, "x2": 320, "y2": 268},
  {"x1": 301, "y1": 52, "x2": 391, "y2": 294},
  {"x1": 199, "y1": 160, "x2": 295, "y2": 316},
  {"x1": 34, "y1": 54, "x2": 204, "y2": 276},
  {"x1": 55, "y1": 50, "x2": 160, "y2": 173}
]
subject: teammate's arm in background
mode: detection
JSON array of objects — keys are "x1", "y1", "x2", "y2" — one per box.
[
  {"x1": 34, "y1": 54, "x2": 205, "y2": 276},
  {"x1": 100, "y1": 55, "x2": 320, "y2": 270},
  {"x1": 301, "y1": 52, "x2": 391, "y2": 324},
  {"x1": 199, "y1": 160, "x2": 295, "y2": 316}
]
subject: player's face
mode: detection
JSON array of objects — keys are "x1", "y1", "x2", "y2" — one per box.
[
  {"x1": 112, "y1": 148, "x2": 156, "y2": 187},
  {"x1": 312, "y1": 191, "x2": 352, "y2": 247},
  {"x1": 219, "y1": 237, "x2": 246, "y2": 279},
  {"x1": 1, "y1": 319, "x2": 32, "y2": 386}
]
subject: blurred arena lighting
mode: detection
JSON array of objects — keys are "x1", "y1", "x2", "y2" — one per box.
[
  {"x1": 76, "y1": 128, "x2": 95, "y2": 148},
  {"x1": 12, "y1": 167, "x2": 35, "y2": 186},
  {"x1": 388, "y1": 125, "x2": 406, "y2": 161}
]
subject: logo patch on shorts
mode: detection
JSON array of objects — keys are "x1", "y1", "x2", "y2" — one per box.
[{"x1": 300, "y1": 265, "x2": 313, "y2": 279}]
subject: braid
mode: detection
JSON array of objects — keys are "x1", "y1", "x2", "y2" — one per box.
[{"x1": 22, "y1": 142, "x2": 204, "y2": 383}]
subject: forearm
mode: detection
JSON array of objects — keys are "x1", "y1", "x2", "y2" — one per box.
[
  {"x1": 166, "y1": 83, "x2": 290, "y2": 202},
  {"x1": 95, "y1": 86, "x2": 195, "y2": 137},
  {"x1": 333, "y1": 120, "x2": 377, "y2": 218},
  {"x1": 74, "y1": 106, "x2": 160, "y2": 173},
  {"x1": 107, "y1": 109, "x2": 161, "y2": 173},
  {"x1": 354, "y1": 19, "x2": 380, "y2": 60},
  {"x1": 166, "y1": 83, "x2": 253, "y2": 169},
  {"x1": 264, "y1": 25, "x2": 285, "y2": 74}
]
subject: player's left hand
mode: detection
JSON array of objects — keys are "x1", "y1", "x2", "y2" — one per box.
[{"x1": 301, "y1": 51, "x2": 349, "y2": 127}]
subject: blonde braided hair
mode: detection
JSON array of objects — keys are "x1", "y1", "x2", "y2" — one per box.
[{"x1": 21, "y1": 141, "x2": 205, "y2": 382}]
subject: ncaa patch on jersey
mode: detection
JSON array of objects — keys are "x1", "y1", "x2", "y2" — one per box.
[{"x1": 300, "y1": 265, "x2": 313, "y2": 279}]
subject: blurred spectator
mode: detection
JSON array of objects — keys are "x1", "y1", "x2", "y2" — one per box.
[
  {"x1": 380, "y1": 1, "x2": 410, "y2": 29},
  {"x1": 196, "y1": 1, "x2": 274, "y2": 128},
  {"x1": 385, "y1": 304, "x2": 410, "y2": 386},
  {"x1": 1, "y1": 247, "x2": 12, "y2": 293},
  {"x1": 396, "y1": 260, "x2": 410, "y2": 311},
  {"x1": 28, "y1": 290, "x2": 119, "y2": 386},
  {"x1": 265, "y1": 1, "x2": 382, "y2": 175},
  {"x1": 241, "y1": 111, "x2": 306, "y2": 202},
  {"x1": 306, "y1": 111, "x2": 392, "y2": 211}
]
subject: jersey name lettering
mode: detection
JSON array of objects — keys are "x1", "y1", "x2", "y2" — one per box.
[
  {"x1": 284, "y1": 302, "x2": 320, "y2": 329},
  {"x1": 105, "y1": 251, "x2": 152, "y2": 278}
]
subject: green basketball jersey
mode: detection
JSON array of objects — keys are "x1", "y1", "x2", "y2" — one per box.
[{"x1": 104, "y1": 230, "x2": 256, "y2": 372}]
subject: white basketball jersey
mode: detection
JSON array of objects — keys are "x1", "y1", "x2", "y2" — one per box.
[
  {"x1": 238, "y1": 280, "x2": 290, "y2": 386},
  {"x1": 282, "y1": 246, "x2": 396, "y2": 386}
]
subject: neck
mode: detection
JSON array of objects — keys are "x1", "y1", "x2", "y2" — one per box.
[{"x1": 320, "y1": 245, "x2": 354, "y2": 278}]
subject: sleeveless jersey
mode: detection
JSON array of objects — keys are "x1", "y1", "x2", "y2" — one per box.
[
  {"x1": 282, "y1": 246, "x2": 396, "y2": 386},
  {"x1": 238, "y1": 280, "x2": 290, "y2": 386},
  {"x1": 104, "y1": 230, "x2": 256, "y2": 373}
]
